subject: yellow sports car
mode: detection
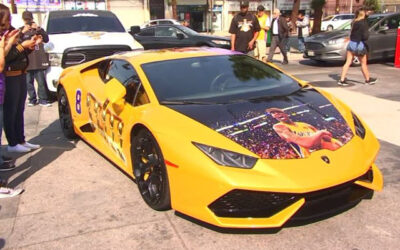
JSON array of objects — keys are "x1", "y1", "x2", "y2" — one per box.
[{"x1": 57, "y1": 48, "x2": 383, "y2": 228}]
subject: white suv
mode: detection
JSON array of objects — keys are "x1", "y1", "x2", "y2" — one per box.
[
  {"x1": 42, "y1": 10, "x2": 143, "y2": 92},
  {"x1": 321, "y1": 14, "x2": 355, "y2": 31}
]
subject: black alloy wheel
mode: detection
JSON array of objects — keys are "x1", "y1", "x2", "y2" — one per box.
[
  {"x1": 58, "y1": 87, "x2": 78, "y2": 139},
  {"x1": 132, "y1": 129, "x2": 171, "y2": 211}
]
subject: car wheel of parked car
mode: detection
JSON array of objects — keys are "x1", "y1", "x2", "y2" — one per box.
[
  {"x1": 327, "y1": 25, "x2": 334, "y2": 31},
  {"x1": 132, "y1": 129, "x2": 171, "y2": 211},
  {"x1": 58, "y1": 87, "x2": 78, "y2": 139}
]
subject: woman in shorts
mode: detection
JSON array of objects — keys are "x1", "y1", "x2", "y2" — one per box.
[{"x1": 338, "y1": 8, "x2": 377, "y2": 86}]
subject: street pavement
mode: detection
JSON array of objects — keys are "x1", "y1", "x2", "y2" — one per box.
[{"x1": 1, "y1": 55, "x2": 399, "y2": 249}]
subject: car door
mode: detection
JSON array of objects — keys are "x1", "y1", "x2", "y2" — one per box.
[
  {"x1": 134, "y1": 27, "x2": 156, "y2": 49},
  {"x1": 368, "y1": 15, "x2": 400, "y2": 60},
  {"x1": 154, "y1": 26, "x2": 186, "y2": 48},
  {"x1": 100, "y1": 59, "x2": 151, "y2": 171}
]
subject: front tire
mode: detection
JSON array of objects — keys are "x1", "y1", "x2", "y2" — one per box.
[
  {"x1": 58, "y1": 87, "x2": 78, "y2": 139},
  {"x1": 132, "y1": 129, "x2": 171, "y2": 211}
]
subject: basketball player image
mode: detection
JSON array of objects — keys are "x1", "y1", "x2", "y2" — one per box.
[{"x1": 266, "y1": 107, "x2": 343, "y2": 158}]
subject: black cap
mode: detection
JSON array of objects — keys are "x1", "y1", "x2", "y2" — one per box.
[
  {"x1": 240, "y1": 1, "x2": 249, "y2": 7},
  {"x1": 22, "y1": 10, "x2": 33, "y2": 21},
  {"x1": 257, "y1": 5, "x2": 265, "y2": 11}
]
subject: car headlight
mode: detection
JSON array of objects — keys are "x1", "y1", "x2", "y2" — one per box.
[
  {"x1": 352, "y1": 112, "x2": 366, "y2": 139},
  {"x1": 212, "y1": 40, "x2": 230, "y2": 45},
  {"x1": 193, "y1": 142, "x2": 257, "y2": 169},
  {"x1": 327, "y1": 37, "x2": 349, "y2": 45},
  {"x1": 49, "y1": 53, "x2": 62, "y2": 67}
]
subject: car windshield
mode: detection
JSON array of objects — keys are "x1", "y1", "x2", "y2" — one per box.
[
  {"x1": 323, "y1": 16, "x2": 333, "y2": 21},
  {"x1": 367, "y1": 16, "x2": 384, "y2": 27},
  {"x1": 178, "y1": 25, "x2": 198, "y2": 36},
  {"x1": 335, "y1": 16, "x2": 385, "y2": 31},
  {"x1": 141, "y1": 55, "x2": 301, "y2": 104},
  {"x1": 47, "y1": 13, "x2": 125, "y2": 34}
]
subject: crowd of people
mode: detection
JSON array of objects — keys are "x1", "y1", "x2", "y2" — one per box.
[
  {"x1": 0, "y1": 4, "x2": 49, "y2": 198},
  {"x1": 229, "y1": 0, "x2": 377, "y2": 86}
]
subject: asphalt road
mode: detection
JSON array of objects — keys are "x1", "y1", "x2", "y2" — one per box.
[{"x1": 0, "y1": 58, "x2": 399, "y2": 249}]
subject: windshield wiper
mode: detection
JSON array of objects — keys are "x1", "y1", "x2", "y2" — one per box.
[{"x1": 160, "y1": 100, "x2": 215, "y2": 105}]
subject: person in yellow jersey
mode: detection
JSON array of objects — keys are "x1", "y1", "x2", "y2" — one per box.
[
  {"x1": 254, "y1": 5, "x2": 269, "y2": 62},
  {"x1": 266, "y1": 107, "x2": 342, "y2": 158}
]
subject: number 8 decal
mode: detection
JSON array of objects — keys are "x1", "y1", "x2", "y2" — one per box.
[{"x1": 76, "y1": 89, "x2": 82, "y2": 114}]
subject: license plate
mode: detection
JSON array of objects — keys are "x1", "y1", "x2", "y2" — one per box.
[{"x1": 308, "y1": 50, "x2": 315, "y2": 56}]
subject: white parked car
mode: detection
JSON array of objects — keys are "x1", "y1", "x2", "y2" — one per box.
[
  {"x1": 140, "y1": 19, "x2": 181, "y2": 29},
  {"x1": 42, "y1": 10, "x2": 143, "y2": 92},
  {"x1": 321, "y1": 14, "x2": 355, "y2": 31}
]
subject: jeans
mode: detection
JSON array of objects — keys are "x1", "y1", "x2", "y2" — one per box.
[
  {"x1": 298, "y1": 37, "x2": 305, "y2": 53},
  {"x1": 27, "y1": 69, "x2": 49, "y2": 103},
  {"x1": 0, "y1": 104, "x2": 3, "y2": 165},
  {"x1": 4, "y1": 74, "x2": 27, "y2": 146}
]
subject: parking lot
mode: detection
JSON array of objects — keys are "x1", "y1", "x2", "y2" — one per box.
[{"x1": 0, "y1": 56, "x2": 399, "y2": 249}]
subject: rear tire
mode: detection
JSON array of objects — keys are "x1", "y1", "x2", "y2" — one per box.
[
  {"x1": 58, "y1": 87, "x2": 78, "y2": 139},
  {"x1": 132, "y1": 129, "x2": 171, "y2": 211}
]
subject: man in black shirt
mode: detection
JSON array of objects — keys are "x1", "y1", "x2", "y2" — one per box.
[
  {"x1": 20, "y1": 11, "x2": 51, "y2": 107},
  {"x1": 229, "y1": 1, "x2": 260, "y2": 54}
]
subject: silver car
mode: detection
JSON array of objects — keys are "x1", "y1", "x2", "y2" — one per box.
[{"x1": 304, "y1": 13, "x2": 400, "y2": 65}]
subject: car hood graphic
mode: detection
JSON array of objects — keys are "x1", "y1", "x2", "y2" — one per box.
[{"x1": 167, "y1": 88, "x2": 354, "y2": 159}]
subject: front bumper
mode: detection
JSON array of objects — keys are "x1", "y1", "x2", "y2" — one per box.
[
  {"x1": 161, "y1": 127, "x2": 383, "y2": 229},
  {"x1": 45, "y1": 66, "x2": 63, "y2": 92},
  {"x1": 304, "y1": 42, "x2": 347, "y2": 62}
]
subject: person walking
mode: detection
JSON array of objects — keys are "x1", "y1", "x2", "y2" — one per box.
[
  {"x1": 296, "y1": 12, "x2": 309, "y2": 53},
  {"x1": 20, "y1": 11, "x2": 51, "y2": 107},
  {"x1": 266, "y1": 9, "x2": 289, "y2": 64},
  {"x1": 338, "y1": 8, "x2": 377, "y2": 86},
  {"x1": 1, "y1": 4, "x2": 41, "y2": 153},
  {"x1": 0, "y1": 7, "x2": 24, "y2": 198},
  {"x1": 254, "y1": 5, "x2": 269, "y2": 62},
  {"x1": 229, "y1": 1, "x2": 260, "y2": 55}
]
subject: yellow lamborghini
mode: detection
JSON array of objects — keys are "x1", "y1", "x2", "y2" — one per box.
[{"x1": 57, "y1": 47, "x2": 383, "y2": 228}]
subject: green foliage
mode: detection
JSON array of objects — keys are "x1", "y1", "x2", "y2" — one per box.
[
  {"x1": 364, "y1": 0, "x2": 381, "y2": 12},
  {"x1": 311, "y1": 0, "x2": 326, "y2": 9}
]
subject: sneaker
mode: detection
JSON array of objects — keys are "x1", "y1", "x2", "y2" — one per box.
[
  {"x1": 0, "y1": 187, "x2": 23, "y2": 199},
  {"x1": 282, "y1": 60, "x2": 289, "y2": 65},
  {"x1": 0, "y1": 162, "x2": 16, "y2": 172},
  {"x1": 39, "y1": 101, "x2": 52, "y2": 107},
  {"x1": 21, "y1": 142, "x2": 40, "y2": 150},
  {"x1": 7, "y1": 144, "x2": 31, "y2": 153},
  {"x1": 27, "y1": 100, "x2": 37, "y2": 107},
  {"x1": 337, "y1": 79, "x2": 349, "y2": 86},
  {"x1": 365, "y1": 77, "x2": 377, "y2": 85}
]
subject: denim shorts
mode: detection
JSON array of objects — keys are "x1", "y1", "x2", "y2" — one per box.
[{"x1": 347, "y1": 41, "x2": 367, "y2": 56}]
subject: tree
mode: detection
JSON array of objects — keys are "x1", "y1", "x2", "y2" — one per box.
[
  {"x1": 290, "y1": 0, "x2": 301, "y2": 34},
  {"x1": 171, "y1": 0, "x2": 177, "y2": 20},
  {"x1": 311, "y1": 0, "x2": 326, "y2": 35},
  {"x1": 364, "y1": 0, "x2": 381, "y2": 12}
]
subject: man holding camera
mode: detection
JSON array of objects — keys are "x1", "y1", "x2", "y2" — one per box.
[{"x1": 20, "y1": 11, "x2": 50, "y2": 107}]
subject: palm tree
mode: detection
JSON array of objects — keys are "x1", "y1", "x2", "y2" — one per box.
[
  {"x1": 290, "y1": 0, "x2": 301, "y2": 34},
  {"x1": 171, "y1": 0, "x2": 177, "y2": 19},
  {"x1": 311, "y1": 0, "x2": 326, "y2": 35}
]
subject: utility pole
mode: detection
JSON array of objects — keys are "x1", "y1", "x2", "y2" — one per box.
[
  {"x1": 350, "y1": 0, "x2": 353, "y2": 13},
  {"x1": 10, "y1": 0, "x2": 17, "y2": 14}
]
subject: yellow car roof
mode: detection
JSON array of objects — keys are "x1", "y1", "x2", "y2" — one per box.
[{"x1": 117, "y1": 47, "x2": 240, "y2": 65}]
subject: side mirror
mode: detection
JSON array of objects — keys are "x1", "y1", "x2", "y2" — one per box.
[
  {"x1": 104, "y1": 78, "x2": 126, "y2": 112},
  {"x1": 378, "y1": 25, "x2": 389, "y2": 33},
  {"x1": 176, "y1": 33, "x2": 185, "y2": 40},
  {"x1": 130, "y1": 26, "x2": 141, "y2": 35}
]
